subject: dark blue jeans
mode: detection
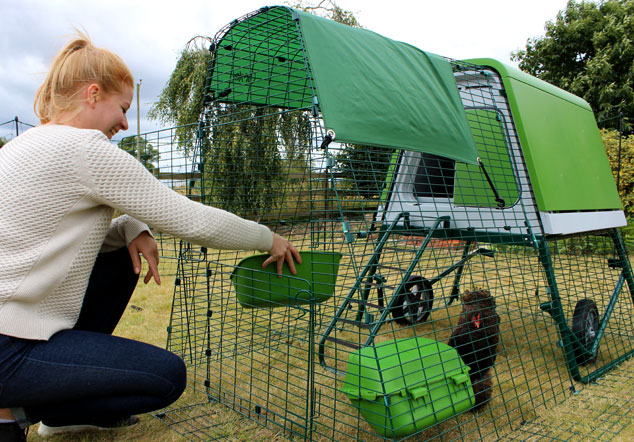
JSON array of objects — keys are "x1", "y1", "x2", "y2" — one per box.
[{"x1": 0, "y1": 247, "x2": 186, "y2": 427}]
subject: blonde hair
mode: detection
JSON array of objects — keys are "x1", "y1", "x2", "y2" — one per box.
[{"x1": 34, "y1": 31, "x2": 134, "y2": 124}]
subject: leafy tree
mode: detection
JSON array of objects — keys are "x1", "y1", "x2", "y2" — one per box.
[
  {"x1": 118, "y1": 136, "x2": 160, "y2": 172},
  {"x1": 602, "y1": 129, "x2": 634, "y2": 217},
  {"x1": 336, "y1": 144, "x2": 395, "y2": 200},
  {"x1": 0, "y1": 136, "x2": 7, "y2": 148},
  {"x1": 511, "y1": 0, "x2": 634, "y2": 131},
  {"x1": 201, "y1": 105, "x2": 283, "y2": 218},
  {"x1": 148, "y1": 36, "x2": 213, "y2": 153}
]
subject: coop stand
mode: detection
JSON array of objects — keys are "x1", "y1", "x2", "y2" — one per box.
[
  {"x1": 537, "y1": 228, "x2": 634, "y2": 384},
  {"x1": 318, "y1": 213, "x2": 493, "y2": 374}
]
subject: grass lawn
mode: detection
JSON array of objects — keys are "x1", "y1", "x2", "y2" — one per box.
[{"x1": 25, "y1": 247, "x2": 634, "y2": 442}]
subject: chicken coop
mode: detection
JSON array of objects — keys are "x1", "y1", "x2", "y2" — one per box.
[{"x1": 152, "y1": 5, "x2": 634, "y2": 442}]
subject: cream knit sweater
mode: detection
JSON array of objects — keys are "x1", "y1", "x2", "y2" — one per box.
[{"x1": 0, "y1": 125, "x2": 273, "y2": 340}]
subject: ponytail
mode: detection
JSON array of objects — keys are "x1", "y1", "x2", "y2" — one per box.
[{"x1": 34, "y1": 31, "x2": 134, "y2": 124}]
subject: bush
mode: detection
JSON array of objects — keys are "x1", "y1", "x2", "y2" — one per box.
[{"x1": 602, "y1": 129, "x2": 634, "y2": 219}]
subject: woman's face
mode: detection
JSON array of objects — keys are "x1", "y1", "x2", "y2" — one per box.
[{"x1": 93, "y1": 86, "x2": 133, "y2": 139}]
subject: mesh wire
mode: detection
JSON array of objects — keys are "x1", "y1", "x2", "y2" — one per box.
[{"x1": 135, "y1": 6, "x2": 634, "y2": 442}]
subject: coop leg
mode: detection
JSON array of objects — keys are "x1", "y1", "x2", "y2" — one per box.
[
  {"x1": 352, "y1": 222, "x2": 395, "y2": 323},
  {"x1": 609, "y1": 229, "x2": 634, "y2": 303},
  {"x1": 364, "y1": 216, "x2": 450, "y2": 347},
  {"x1": 540, "y1": 231, "x2": 634, "y2": 384},
  {"x1": 307, "y1": 301, "x2": 317, "y2": 440},
  {"x1": 354, "y1": 265, "x2": 381, "y2": 323},
  {"x1": 588, "y1": 229, "x2": 634, "y2": 358},
  {"x1": 536, "y1": 238, "x2": 584, "y2": 382}
]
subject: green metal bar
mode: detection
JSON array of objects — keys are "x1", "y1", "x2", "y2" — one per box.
[
  {"x1": 355, "y1": 274, "x2": 378, "y2": 323},
  {"x1": 448, "y1": 240, "x2": 472, "y2": 304},
  {"x1": 364, "y1": 216, "x2": 450, "y2": 348},
  {"x1": 352, "y1": 214, "x2": 409, "y2": 322},
  {"x1": 559, "y1": 228, "x2": 634, "y2": 383},
  {"x1": 592, "y1": 274, "x2": 624, "y2": 356},
  {"x1": 429, "y1": 227, "x2": 533, "y2": 246},
  {"x1": 536, "y1": 238, "x2": 582, "y2": 381},
  {"x1": 342, "y1": 223, "x2": 532, "y2": 246},
  {"x1": 577, "y1": 229, "x2": 634, "y2": 382},
  {"x1": 307, "y1": 300, "x2": 316, "y2": 441},
  {"x1": 317, "y1": 212, "x2": 408, "y2": 370}
]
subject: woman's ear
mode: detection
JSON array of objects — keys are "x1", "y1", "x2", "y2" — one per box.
[{"x1": 85, "y1": 83, "x2": 101, "y2": 108}]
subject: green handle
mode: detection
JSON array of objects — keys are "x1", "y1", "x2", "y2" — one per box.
[
  {"x1": 451, "y1": 373, "x2": 469, "y2": 385},
  {"x1": 408, "y1": 385, "x2": 429, "y2": 401}
]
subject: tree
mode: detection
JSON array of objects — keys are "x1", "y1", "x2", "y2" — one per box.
[
  {"x1": 602, "y1": 129, "x2": 634, "y2": 218},
  {"x1": 0, "y1": 136, "x2": 7, "y2": 149},
  {"x1": 511, "y1": 0, "x2": 634, "y2": 131},
  {"x1": 148, "y1": 36, "x2": 213, "y2": 153},
  {"x1": 118, "y1": 136, "x2": 160, "y2": 172}
]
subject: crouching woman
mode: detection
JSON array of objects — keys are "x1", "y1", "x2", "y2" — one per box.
[{"x1": 0, "y1": 33, "x2": 300, "y2": 441}]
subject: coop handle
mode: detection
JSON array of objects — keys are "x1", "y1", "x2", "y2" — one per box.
[
  {"x1": 451, "y1": 373, "x2": 469, "y2": 386},
  {"x1": 407, "y1": 385, "x2": 429, "y2": 401}
]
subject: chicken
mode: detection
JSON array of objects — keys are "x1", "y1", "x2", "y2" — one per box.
[{"x1": 448, "y1": 289, "x2": 500, "y2": 410}]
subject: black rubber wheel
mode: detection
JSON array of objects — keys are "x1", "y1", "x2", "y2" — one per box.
[
  {"x1": 571, "y1": 299, "x2": 599, "y2": 365},
  {"x1": 391, "y1": 275, "x2": 433, "y2": 325}
]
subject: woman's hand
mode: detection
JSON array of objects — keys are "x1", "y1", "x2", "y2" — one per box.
[
  {"x1": 128, "y1": 231, "x2": 161, "y2": 284},
  {"x1": 262, "y1": 233, "x2": 302, "y2": 275}
]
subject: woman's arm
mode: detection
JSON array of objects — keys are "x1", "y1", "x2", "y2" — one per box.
[{"x1": 81, "y1": 135, "x2": 274, "y2": 253}]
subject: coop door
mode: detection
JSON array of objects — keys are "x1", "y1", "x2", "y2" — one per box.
[{"x1": 454, "y1": 108, "x2": 519, "y2": 208}]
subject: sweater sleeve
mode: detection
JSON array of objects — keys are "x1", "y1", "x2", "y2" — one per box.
[
  {"x1": 100, "y1": 215, "x2": 153, "y2": 253},
  {"x1": 80, "y1": 133, "x2": 274, "y2": 253}
]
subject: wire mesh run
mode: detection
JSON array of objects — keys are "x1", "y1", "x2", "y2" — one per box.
[{"x1": 141, "y1": 5, "x2": 634, "y2": 442}]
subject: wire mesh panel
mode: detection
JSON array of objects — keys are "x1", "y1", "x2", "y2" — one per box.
[{"x1": 154, "y1": 5, "x2": 634, "y2": 442}]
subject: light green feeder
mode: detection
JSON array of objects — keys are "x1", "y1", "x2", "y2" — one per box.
[
  {"x1": 341, "y1": 337, "x2": 474, "y2": 438},
  {"x1": 231, "y1": 250, "x2": 342, "y2": 308}
]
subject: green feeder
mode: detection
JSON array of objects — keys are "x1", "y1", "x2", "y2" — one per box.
[
  {"x1": 341, "y1": 337, "x2": 474, "y2": 438},
  {"x1": 231, "y1": 250, "x2": 342, "y2": 308}
]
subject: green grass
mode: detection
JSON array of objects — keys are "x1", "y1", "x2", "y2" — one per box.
[
  {"x1": 502, "y1": 357, "x2": 634, "y2": 441},
  {"x1": 25, "y1": 248, "x2": 634, "y2": 442}
]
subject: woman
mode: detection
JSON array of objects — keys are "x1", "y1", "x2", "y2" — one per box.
[{"x1": 0, "y1": 33, "x2": 300, "y2": 441}]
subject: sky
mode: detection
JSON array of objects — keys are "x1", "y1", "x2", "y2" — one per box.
[{"x1": 0, "y1": 0, "x2": 571, "y2": 141}]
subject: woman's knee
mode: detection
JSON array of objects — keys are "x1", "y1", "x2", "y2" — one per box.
[{"x1": 161, "y1": 351, "x2": 187, "y2": 403}]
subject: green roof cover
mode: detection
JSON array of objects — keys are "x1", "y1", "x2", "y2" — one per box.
[
  {"x1": 209, "y1": 6, "x2": 478, "y2": 165},
  {"x1": 467, "y1": 58, "x2": 621, "y2": 212},
  {"x1": 295, "y1": 10, "x2": 478, "y2": 164}
]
